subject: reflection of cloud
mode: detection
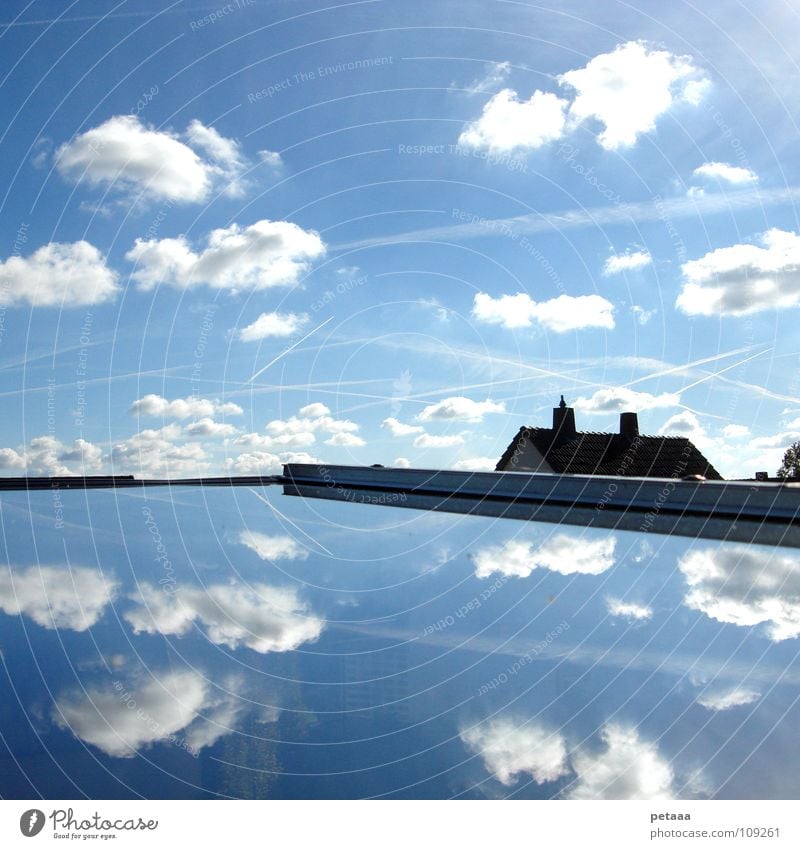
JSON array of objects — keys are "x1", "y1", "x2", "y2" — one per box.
[
  {"x1": 0, "y1": 566, "x2": 117, "y2": 631},
  {"x1": 473, "y1": 534, "x2": 616, "y2": 578},
  {"x1": 697, "y1": 687, "x2": 761, "y2": 711},
  {"x1": 678, "y1": 546, "x2": 800, "y2": 640},
  {"x1": 606, "y1": 598, "x2": 653, "y2": 621},
  {"x1": 54, "y1": 670, "x2": 241, "y2": 758},
  {"x1": 238, "y1": 531, "x2": 308, "y2": 561},
  {"x1": 568, "y1": 724, "x2": 674, "y2": 799},
  {"x1": 124, "y1": 582, "x2": 324, "y2": 653},
  {"x1": 460, "y1": 719, "x2": 569, "y2": 786}
]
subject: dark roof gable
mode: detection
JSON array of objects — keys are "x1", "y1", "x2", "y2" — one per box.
[{"x1": 497, "y1": 425, "x2": 723, "y2": 480}]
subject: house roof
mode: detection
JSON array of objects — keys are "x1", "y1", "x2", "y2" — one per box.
[{"x1": 497, "y1": 426, "x2": 724, "y2": 480}]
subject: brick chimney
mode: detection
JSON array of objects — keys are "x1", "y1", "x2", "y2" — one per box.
[
  {"x1": 552, "y1": 395, "x2": 576, "y2": 442},
  {"x1": 619, "y1": 411, "x2": 639, "y2": 440}
]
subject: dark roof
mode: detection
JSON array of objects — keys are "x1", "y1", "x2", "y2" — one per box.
[{"x1": 497, "y1": 427, "x2": 723, "y2": 480}]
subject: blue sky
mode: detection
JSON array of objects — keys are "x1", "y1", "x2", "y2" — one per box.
[{"x1": 3, "y1": 0, "x2": 800, "y2": 480}]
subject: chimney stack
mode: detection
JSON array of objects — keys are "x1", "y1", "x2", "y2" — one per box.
[
  {"x1": 552, "y1": 395, "x2": 576, "y2": 442},
  {"x1": 619, "y1": 411, "x2": 639, "y2": 440}
]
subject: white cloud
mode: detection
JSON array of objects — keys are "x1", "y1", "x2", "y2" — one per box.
[
  {"x1": 473, "y1": 534, "x2": 616, "y2": 578},
  {"x1": 393, "y1": 457, "x2": 411, "y2": 468},
  {"x1": 382, "y1": 417, "x2": 424, "y2": 437},
  {"x1": 0, "y1": 241, "x2": 119, "y2": 307},
  {"x1": 235, "y1": 431, "x2": 316, "y2": 451},
  {"x1": 603, "y1": 250, "x2": 652, "y2": 275},
  {"x1": 129, "y1": 395, "x2": 243, "y2": 419},
  {"x1": 722, "y1": 424, "x2": 750, "y2": 439},
  {"x1": 238, "y1": 532, "x2": 308, "y2": 561},
  {"x1": 560, "y1": 41, "x2": 704, "y2": 150},
  {"x1": 458, "y1": 88, "x2": 568, "y2": 152},
  {"x1": 224, "y1": 450, "x2": 317, "y2": 475},
  {"x1": 676, "y1": 228, "x2": 800, "y2": 316},
  {"x1": 125, "y1": 581, "x2": 324, "y2": 654},
  {"x1": 110, "y1": 426, "x2": 210, "y2": 477},
  {"x1": 413, "y1": 433, "x2": 465, "y2": 448},
  {"x1": 299, "y1": 402, "x2": 330, "y2": 418},
  {"x1": 56, "y1": 115, "x2": 251, "y2": 203},
  {"x1": 0, "y1": 565, "x2": 117, "y2": 631},
  {"x1": 126, "y1": 219, "x2": 325, "y2": 292},
  {"x1": 697, "y1": 687, "x2": 760, "y2": 711},
  {"x1": 324, "y1": 432, "x2": 365, "y2": 447},
  {"x1": 183, "y1": 418, "x2": 239, "y2": 438},
  {"x1": 452, "y1": 457, "x2": 498, "y2": 472},
  {"x1": 606, "y1": 597, "x2": 653, "y2": 621},
  {"x1": 0, "y1": 436, "x2": 105, "y2": 476},
  {"x1": 678, "y1": 546, "x2": 800, "y2": 641},
  {"x1": 418, "y1": 397, "x2": 506, "y2": 423},
  {"x1": 258, "y1": 149, "x2": 283, "y2": 168},
  {"x1": 54, "y1": 669, "x2": 240, "y2": 758},
  {"x1": 659, "y1": 411, "x2": 702, "y2": 438},
  {"x1": 632, "y1": 305, "x2": 656, "y2": 325},
  {"x1": 239, "y1": 311, "x2": 309, "y2": 341},
  {"x1": 461, "y1": 719, "x2": 569, "y2": 786},
  {"x1": 568, "y1": 724, "x2": 674, "y2": 799},
  {"x1": 574, "y1": 387, "x2": 680, "y2": 413},
  {"x1": 472, "y1": 292, "x2": 614, "y2": 332},
  {"x1": 464, "y1": 60, "x2": 512, "y2": 95},
  {"x1": 693, "y1": 162, "x2": 758, "y2": 185}
]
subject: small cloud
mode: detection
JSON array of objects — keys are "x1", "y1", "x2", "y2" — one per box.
[
  {"x1": 631, "y1": 305, "x2": 656, "y2": 325},
  {"x1": 393, "y1": 457, "x2": 411, "y2": 468},
  {"x1": 324, "y1": 432, "x2": 365, "y2": 447},
  {"x1": 238, "y1": 311, "x2": 309, "y2": 341},
  {"x1": 603, "y1": 250, "x2": 652, "y2": 276},
  {"x1": 473, "y1": 291, "x2": 614, "y2": 332},
  {"x1": 473, "y1": 534, "x2": 616, "y2": 578},
  {"x1": 413, "y1": 433, "x2": 465, "y2": 448},
  {"x1": 697, "y1": 687, "x2": 760, "y2": 711},
  {"x1": 606, "y1": 597, "x2": 653, "y2": 621},
  {"x1": 463, "y1": 60, "x2": 512, "y2": 95},
  {"x1": 382, "y1": 417, "x2": 424, "y2": 437},
  {"x1": 452, "y1": 457, "x2": 497, "y2": 472},
  {"x1": 692, "y1": 161, "x2": 757, "y2": 185},
  {"x1": 238, "y1": 531, "x2": 308, "y2": 561},
  {"x1": 575, "y1": 387, "x2": 679, "y2": 414},
  {"x1": 130, "y1": 395, "x2": 243, "y2": 419},
  {"x1": 418, "y1": 397, "x2": 505, "y2": 423}
]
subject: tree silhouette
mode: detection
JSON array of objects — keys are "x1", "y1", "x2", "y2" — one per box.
[{"x1": 777, "y1": 441, "x2": 800, "y2": 479}]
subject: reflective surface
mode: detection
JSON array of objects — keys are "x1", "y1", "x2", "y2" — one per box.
[{"x1": 1, "y1": 487, "x2": 798, "y2": 799}]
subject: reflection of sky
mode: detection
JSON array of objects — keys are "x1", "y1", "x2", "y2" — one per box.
[{"x1": 1, "y1": 488, "x2": 799, "y2": 799}]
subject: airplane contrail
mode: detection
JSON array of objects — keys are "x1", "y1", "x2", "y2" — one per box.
[{"x1": 246, "y1": 317, "x2": 333, "y2": 385}]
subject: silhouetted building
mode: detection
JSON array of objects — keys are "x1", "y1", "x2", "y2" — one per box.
[{"x1": 496, "y1": 397, "x2": 723, "y2": 479}]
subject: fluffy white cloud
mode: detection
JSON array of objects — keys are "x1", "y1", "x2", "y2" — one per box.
[
  {"x1": 238, "y1": 532, "x2": 308, "y2": 561},
  {"x1": 125, "y1": 581, "x2": 324, "y2": 654},
  {"x1": 603, "y1": 251, "x2": 652, "y2": 275},
  {"x1": 324, "y1": 432, "x2": 365, "y2": 447},
  {"x1": 606, "y1": 598, "x2": 653, "y2": 621},
  {"x1": 722, "y1": 424, "x2": 750, "y2": 439},
  {"x1": 697, "y1": 687, "x2": 760, "y2": 711},
  {"x1": 0, "y1": 436, "x2": 104, "y2": 476},
  {"x1": 678, "y1": 546, "x2": 800, "y2": 641},
  {"x1": 693, "y1": 162, "x2": 758, "y2": 185},
  {"x1": 393, "y1": 457, "x2": 411, "y2": 468},
  {"x1": 129, "y1": 395, "x2": 243, "y2": 419},
  {"x1": 110, "y1": 425, "x2": 210, "y2": 477},
  {"x1": 0, "y1": 241, "x2": 119, "y2": 307},
  {"x1": 473, "y1": 534, "x2": 616, "y2": 578},
  {"x1": 126, "y1": 219, "x2": 325, "y2": 292},
  {"x1": 568, "y1": 724, "x2": 674, "y2": 799},
  {"x1": 299, "y1": 402, "x2": 329, "y2": 418},
  {"x1": 183, "y1": 418, "x2": 239, "y2": 438},
  {"x1": 239, "y1": 311, "x2": 309, "y2": 341},
  {"x1": 235, "y1": 431, "x2": 316, "y2": 451},
  {"x1": 461, "y1": 719, "x2": 569, "y2": 786},
  {"x1": 56, "y1": 115, "x2": 250, "y2": 203},
  {"x1": 418, "y1": 397, "x2": 506, "y2": 423},
  {"x1": 458, "y1": 88, "x2": 569, "y2": 152},
  {"x1": 472, "y1": 292, "x2": 614, "y2": 332},
  {"x1": 413, "y1": 433, "x2": 465, "y2": 448},
  {"x1": 0, "y1": 565, "x2": 117, "y2": 631},
  {"x1": 574, "y1": 387, "x2": 680, "y2": 413},
  {"x1": 676, "y1": 229, "x2": 800, "y2": 316},
  {"x1": 54, "y1": 669, "x2": 240, "y2": 758},
  {"x1": 224, "y1": 450, "x2": 317, "y2": 474},
  {"x1": 560, "y1": 41, "x2": 704, "y2": 150},
  {"x1": 382, "y1": 417, "x2": 424, "y2": 437},
  {"x1": 452, "y1": 457, "x2": 498, "y2": 472}
]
